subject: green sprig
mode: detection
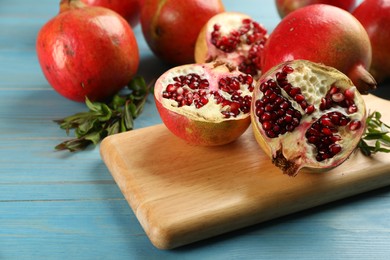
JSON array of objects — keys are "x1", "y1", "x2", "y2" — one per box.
[
  {"x1": 358, "y1": 111, "x2": 390, "y2": 156},
  {"x1": 54, "y1": 76, "x2": 152, "y2": 152}
]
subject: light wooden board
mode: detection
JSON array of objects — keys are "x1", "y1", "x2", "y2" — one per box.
[{"x1": 100, "y1": 94, "x2": 390, "y2": 250}]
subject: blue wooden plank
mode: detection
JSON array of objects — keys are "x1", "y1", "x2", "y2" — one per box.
[
  {"x1": 0, "y1": 190, "x2": 389, "y2": 259},
  {"x1": 2, "y1": 0, "x2": 390, "y2": 259}
]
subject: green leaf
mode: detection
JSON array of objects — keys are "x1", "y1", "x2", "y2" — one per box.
[
  {"x1": 123, "y1": 103, "x2": 134, "y2": 130},
  {"x1": 85, "y1": 97, "x2": 103, "y2": 113},
  {"x1": 106, "y1": 121, "x2": 120, "y2": 136},
  {"x1": 54, "y1": 76, "x2": 152, "y2": 152},
  {"x1": 98, "y1": 103, "x2": 112, "y2": 121},
  {"x1": 359, "y1": 111, "x2": 390, "y2": 156},
  {"x1": 84, "y1": 131, "x2": 102, "y2": 145}
]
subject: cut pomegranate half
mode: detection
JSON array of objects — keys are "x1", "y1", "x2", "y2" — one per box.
[{"x1": 251, "y1": 60, "x2": 367, "y2": 176}]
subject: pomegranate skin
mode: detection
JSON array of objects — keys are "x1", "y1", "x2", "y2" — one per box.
[
  {"x1": 36, "y1": 0, "x2": 139, "y2": 102},
  {"x1": 81, "y1": 0, "x2": 142, "y2": 27},
  {"x1": 275, "y1": 0, "x2": 357, "y2": 18},
  {"x1": 141, "y1": 0, "x2": 224, "y2": 65},
  {"x1": 353, "y1": 0, "x2": 390, "y2": 83},
  {"x1": 155, "y1": 100, "x2": 251, "y2": 146},
  {"x1": 262, "y1": 4, "x2": 376, "y2": 94}
]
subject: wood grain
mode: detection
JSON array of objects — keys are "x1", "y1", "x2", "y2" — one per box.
[{"x1": 100, "y1": 94, "x2": 390, "y2": 249}]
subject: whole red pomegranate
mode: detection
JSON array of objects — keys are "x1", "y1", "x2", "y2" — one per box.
[
  {"x1": 275, "y1": 0, "x2": 357, "y2": 18},
  {"x1": 36, "y1": 0, "x2": 139, "y2": 102},
  {"x1": 154, "y1": 62, "x2": 254, "y2": 146},
  {"x1": 353, "y1": 0, "x2": 390, "y2": 83},
  {"x1": 262, "y1": 4, "x2": 376, "y2": 94},
  {"x1": 195, "y1": 12, "x2": 268, "y2": 79},
  {"x1": 251, "y1": 60, "x2": 366, "y2": 176},
  {"x1": 80, "y1": 0, "x2": 141, "y2": 27},
  {"x1": 141, "y1": 0, "x2": 225, "y2": 65}
]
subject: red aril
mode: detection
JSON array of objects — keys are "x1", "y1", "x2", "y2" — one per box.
[
  {"x1": 36, "y1": 0, "x2": 139, "y2": 102},
  {"x1": 80, "y1": 0, "x2": 142, "y2": 27},
  {"x1": 141, "y1": 0, "x2": 224, "y2": 65},
  {"x1": 353, "y1": 0, "x2": 390, "y2": 83},
  {"x1": 275, "y1": 0, "x2": 357, "y2": 18},
  {"x1": 154, "y1": 62, "x2": 254, "y2": 146},
  {"x1": 251, "y1": 60, "x2": 366, "y2": 176},
  {"x1": 195, "y1": 12, "x2": 268, "y2": 79},
  {"x1": 262, "y1": 4, "x2": 376, "y2": 94}
]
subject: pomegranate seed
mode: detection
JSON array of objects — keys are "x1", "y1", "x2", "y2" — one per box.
[
  {"x1": 331, "y1": 134, "x2": 341, "y2": 142},
  {"x1": 308, "y1": 136, "x2": 319, "y2": 144},
  {"x1": 295, "y1": 94, "x2": 305, "y2": 103},
  {"x1": 349, "y1": 120, "x2": 362, "y2": 131},
  {"x1": 176, "y1": 87, "x2": 184, "y2": 95},
  {"x1": 261, "y1": 112, "x2": 272, "y2": 121},
  {"x1": 282, "y1": 83, "x2": 292, "y2": 93},
  {"x1": 282, "y1": 65, "x2": 294, "y2": 74},
  {"x1": 200, "y1": 96, "x2": 208, "y2": 105},
  {"x1": 332, "y1": 93, "x2": 345, "y2": 102},
  {"x1": 263, "y1": 121, "x2": 272, "y2": 130},
  {"x1": 348, "y1": 104, "x2": 358, "y2": 114},
  {"x1": 329, "y1": 143, "x2": 342, "y2": 155},
  {"x1": 166, "y1": 84, "x2": 177, "y2": 93},
  {"x1": 284, "y1": 114, "x2": 293, "y2": 122},
  {"x1": 265, "y1": 104, "x2": 273, "y2": 112},
  {"x1": 289, "y1": 87, "x2": 300, "y2": 97},
  {"x1": 339, "y1": 118, "x2": 349, "y2": 126},
  {"x1": 321, "y1": 117, "x2": 333, "y2": 127},
  {"x1": 162, "y1": 91, "x2": 170, "y2": 98},
  {"x1": 329, "y1": 85, "x2": 339, "y2": 95},
  {"x1": 276, "y1": 71, "x2": 287, "y2": 82},
  {"x1": 344, "y1": 88, "x2": 355, "y2": 100},
  {"x1": 300, "y1": 100, "x2": 308, "y2": 110},
  {"x1": 267, "y1": 130, "x2": 276, "y2": 138},
  {"x1": 305, "y1": 105, "x2": 315, "y2": 114},
  {"x1": 280, "y1": 101, "x2": 289, "y2": 110}
]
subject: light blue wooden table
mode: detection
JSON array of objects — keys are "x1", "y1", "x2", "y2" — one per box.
[{"x1": 1, "y1": 0, "x2": 390, "y2": 259}]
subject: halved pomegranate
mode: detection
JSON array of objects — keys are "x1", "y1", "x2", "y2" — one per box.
[
  {"x1": 251, "y1": 60, "x2": 367, "y2": 176},
  {"x1": 195, "y1": 12, "x2": 268, "y2": 79},
  {"x1": 154, "y1": 62, "x2": 254, "y2": 146}
]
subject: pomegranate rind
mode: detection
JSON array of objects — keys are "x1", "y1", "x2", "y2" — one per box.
[
  {"x1": 155, "y1": 100, "x2": 251, "y2": 146},
  {"x1": 36, "y1": 4, "x2": 139, "y2": 102},
  {"x1": 275, "y1": 0, "x2": 357, "y2": 18},
  {"x1": 251, "y1": 60, "x2": 367, "y2": 176},
  {"x1": 261, "y1": 4, "x2": 375, "y2": 94},
  {"x1": 141, "y1": 0, "x2": 224, "y2": 65},
  {"x1": 155, "y1": 62, "x2": 253, "y2": 146},
  {"x1": 353, "y1": 0, "x2": 390, "y2": 83}
]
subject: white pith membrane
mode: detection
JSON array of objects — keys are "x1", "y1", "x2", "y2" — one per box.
[
  {"x1": 156, "y1": 62, "x2": 254, "y2": 123},
  {"x1": 252, "y1": 60, "x2": 366, "y2": 176}
]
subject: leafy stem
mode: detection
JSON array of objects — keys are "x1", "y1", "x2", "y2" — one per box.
[
  {"x1": 54, "y1": 76, "x2": 153, "y2": 152},
  {"x1": 358, "y1": 111, "x2": 390, "y2": 156}
]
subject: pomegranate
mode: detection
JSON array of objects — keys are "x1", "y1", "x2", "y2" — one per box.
[
  {"x1": 353, "y1": 0, "x2": 390, "y2": 83},
  {"x1": 251, "y1": 60, "x2": 366, "y2": 176},
  {"x1": 141, "y1": 0, "x2": 225, "y2": 65},
  {"x1": 80, "y1": 0, "x2": 142, "y2": 27},
  {"x1": 154, "y1": 62, "x2": 254, "y2": 146},
  {"x1": 275, "y1": 0, "x2": 357, "y2": 18},
  {"x1": 36, "y1": 0, "x2": 139, "y2": 102},
  {"x1": 195, "y1": 12, "x2": 268, "y2": 79},
  {"x1": 262, "y1": 4, "x2": 376, "y2": 94}
]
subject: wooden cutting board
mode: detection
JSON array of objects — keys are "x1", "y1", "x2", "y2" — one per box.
[{"x1": 100, "y1": 94, "x2": 390, "y2": 250}]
